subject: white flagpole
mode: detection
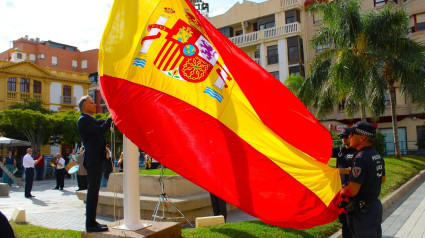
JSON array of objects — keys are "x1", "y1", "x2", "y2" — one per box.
[{"x1": 113, "y1": 135, "x2": 150, "y2": 230}]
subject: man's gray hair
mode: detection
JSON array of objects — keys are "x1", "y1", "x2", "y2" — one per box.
[{"x1": 78, "y1": 95, "x2": 92, "y2": 112}]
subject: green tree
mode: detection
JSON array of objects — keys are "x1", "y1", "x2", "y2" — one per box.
[
  {"x1": 8, "y1": 99, "x2": 51, "y2": 114},
  {"x1": 0, "y1": 109, "x2": 57, "y2": 153},
  {"x1": 284, "y1": 74, "x2": 304, "y2": 95},
  {"x1": 301, "y1": 0, "x2": 375, "y2": 121},
  {"x1": 362, "y1": 3, "x2": 425, "y2": 157},
  {"x1": 51, "y1": 110, "x2": 81, "y2": 149},
  {"x1": 301, "y1": 0, "x2": 425, "y2": 158}
]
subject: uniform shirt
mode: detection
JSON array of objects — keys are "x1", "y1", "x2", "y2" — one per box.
[
  {"x1": 332, "y1": 146, "x2": 357, "y2": 186},
  {"x1": 23, "y1": 153, "x2": 35, "y2": 168},
  {"x1": 56, "y1": 157, "x2": 65, "y2": 169},
  {"x1": 348, "y1": 146, "x2": 385, "y2": 202}
]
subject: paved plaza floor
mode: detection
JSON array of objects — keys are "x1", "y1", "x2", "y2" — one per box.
[
  {"x1": 0, "y1": 177, "x2": 257, "y2": 232},
  {"x1": 0, "y1": 174, "x2": 424, "y2": 237}
]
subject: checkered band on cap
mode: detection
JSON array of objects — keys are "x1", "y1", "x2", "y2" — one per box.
[{"x1": 355, "y1": 128, "x2": 375, "y2": 137}]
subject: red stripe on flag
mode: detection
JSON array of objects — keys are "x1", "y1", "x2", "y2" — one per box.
[
  {"x1": 154, "y1": 41, "x2": 171, "y2": 66},
  {"x1": 162, "y1": 46, "x2": 180, "y2": 70},
  {"x1": 101, "y1": 75, "x2": 341, "y2": 228}
]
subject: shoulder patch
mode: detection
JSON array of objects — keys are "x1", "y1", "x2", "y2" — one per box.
[
  {"x1": 355, "y1": 151, "x2": 364, "y2": 159},
  {"x1": 352, "y1": 167, "x2": 362, "y2": 178}
]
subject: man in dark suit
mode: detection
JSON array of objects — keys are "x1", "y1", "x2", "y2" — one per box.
[{"x1": 77, "y1": 96, "x2": 112, "y2": 233}]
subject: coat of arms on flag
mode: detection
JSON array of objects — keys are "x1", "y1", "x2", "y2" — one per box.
[{"x1": 137, "y1": 9, "x2": 232, "y2": 102}]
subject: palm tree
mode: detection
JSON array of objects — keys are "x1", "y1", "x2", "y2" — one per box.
[
  {"x1": 362, "y1": 3, "x2": 425, "y2": 157},
  {"x1": 300, "y1": 0, "x2": 425, "y2": 158},
  {"x1": 300, "y1": 0, "x2": 376, "y2": 121}
]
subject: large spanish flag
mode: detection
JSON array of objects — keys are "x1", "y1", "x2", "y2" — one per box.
[{"x1": 99, "y1": 0, "x2": 343, "y2": 228}]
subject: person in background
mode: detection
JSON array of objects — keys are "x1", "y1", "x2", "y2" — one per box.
[
  {"x1": 76, "y1": 146, "x2": 88, "y2": 191},
  {"x1": 332, "y1": 128, "x2": 356, "y2": 238},
  {"x1": 64, "y1": 148, "x2": 71, "y2": 179},
  {"x1": 2, "y1": 151, "x2": 16, "y2": 186},
  {"x1": 22, "y1": 148, "x2": 43, "y2": 198},
  {"x1": 210, "y1": 193, "x2": 227, "y2": 222},
  {"x1": 53, "y1": 153, "x2": 65, "y2": 191},
  {"x1": 69, "y1": 150, "x2": 78, "y2": 180},
  {"x1": 117, "y1": 152, "x2": 124, "y2": 172},
  {"x1": 100, "y1": 145, "x2": 113, "y2": 188},
  {"x1": 34, "y1": 151, "x2": 45, "y2": 181}
]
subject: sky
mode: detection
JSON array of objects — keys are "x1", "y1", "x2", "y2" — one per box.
[{"x1": 0, "y1": 0, "x2": 267, "y2": 52}]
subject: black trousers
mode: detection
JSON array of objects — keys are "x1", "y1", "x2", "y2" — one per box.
[
  {"x1": 25, "y1": 168, "x2": 34, "y2": 197},
  {"x1": 55, "y1": 169, "x2": 65, "y2": 189},
  {"x1": 348, "y1": 200, "x2": 382, "y2": 238},
  {"x1": 339, "y1": 212, "x2": 353, "y2": 238},
  {"x1": 77, "y1": 175, "x2": 88, "y2": 190},
  {"x1": 210, "y1": 193, "x2": 227, "y2": 221},
  {"x1": 0, "y1": 210, "x2": 14, "y2": 238},
  {"x1": 85, "y1": 164, "x2": 104, "y2": 227}
]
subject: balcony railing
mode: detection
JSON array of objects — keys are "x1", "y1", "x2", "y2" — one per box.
[
  {"x1": 60, "y1": 96, "x2": 76, "y2": 105},
  {"x1": 230, "y1": 31, "x2": 259, "y2": 46},
  {"x1": 229, "y1": 22, "x2": 301, "y2": 47},
  {"x1": 7, "y1": 91, "x2": 42, "y2": 101},
  {"x1": 281, "y1": 0, "x2": 302, "y2": 8}
]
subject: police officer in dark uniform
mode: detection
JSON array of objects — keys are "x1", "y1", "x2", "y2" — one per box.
[
  {"x1": 341, "y1": 121, "x2": 386, "y2": 238},
  {"x1": 332, "y1": 127, "x2": 357, "y2": 238}
]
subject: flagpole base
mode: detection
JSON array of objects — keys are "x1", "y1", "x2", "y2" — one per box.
[{"x1": 112, "y1": 222, "x2": 152, "y2": 231}]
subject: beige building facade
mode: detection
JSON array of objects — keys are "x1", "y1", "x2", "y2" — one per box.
[
  {"x1": 209, "y1": 0, "x2": 425, "y2": 155},
  {"x1": 0, "y1": 59, "x2": 92, "y2": 156}
]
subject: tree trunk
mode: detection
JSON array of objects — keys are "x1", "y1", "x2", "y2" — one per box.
[
  {"x1": 361, "y1": 106, "x2": 366, "y2": 121},
  {"x1": 389, "y1": 83, "x2": 401, "y2": 158}
]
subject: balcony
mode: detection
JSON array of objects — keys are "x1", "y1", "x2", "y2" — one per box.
[
  {"x1": 281, "y1": 0, "x2": 303, "y2": 9},
  {"x1": 60, "y1": 96, "x2": 76, "y2": 105},
  {"x1": 229, "y1": 22, "x2": 301, "y2": 47},
  {"x1": 7, "y1": 91, "x2": 42, "y2": 101}
]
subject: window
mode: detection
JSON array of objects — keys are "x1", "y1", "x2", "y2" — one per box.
[
  {"x1": 38, "y1": 53, "x2": 45, "y2": 59},
  {"x1": 316, "y1": 44, "x2": 330, "y2": 53},
  {"x1": 338, "y1": 100, "x2": 345, "y2": 110},
  {"x1": 374, "y1": 0, "x2": 397, "y2": 7},
  {"x1": 7, "y1": 78, "x2": 16, "y2": 91},
  {"x1": 218, "y1": 27, "x2": 234, "y2": 38},
  {"x1": 235, "y1": 30, "x2": 243, "y2": 36},
  {"x1": 289, "y1": 65, "x2": 300, "y2": 76},
  {"x1": 33, "y1": 80, "x2": 42, "y2": 94},
  {"x1": 384, "y1": 92, "x2": 392, "y2": 106},
  {"x1": 88, "y1": 90, "x2": 96, "y2": 103},
  {"x1": 63, "y1": 85, "x2": 72, "y2": 104},
  {"x1": 418, "y1": 22, "x2": 425, "y2": 32},
  {"x1": 17, "y1": 53, "x2": 22, "y2": 59},
  {"x1": 417, "y1": 126, "x2": 425, "y2": 149},
  {"x1": 255, "y1": 50, "x2": 260, "y2": 59},
  {"x1": 270, "y1": 71, "x2": 279, "y2": 80},
  {"x1": 52, "y1": 56, "x2": 58, "y2": 66},
  {"x1": 72, "y1": 60, "x2": 78, "y2": 69},
  {"x1": 288, "y1": 45, "x2": 299, "y2": 61},
  {"x1": 82, "y1": 60, "x2": 88, "y2": 69},
  {"x1": 285, "y1": 9, "x2": 300, "y2": 24},
  {"x1": 49, "y1": 42, "x2": 66, "y2": 49},
  {"x1": 267, "y1": 45, "x2": 278, "y2": 65},
  {"x1": 257, "y1": 14, "x2": 276, "y2": 30},
  {"x1": 313, "y1": 13, "x2": 323, "y2": 24},
  {"x1": 29, "y1": 54, "x2": 36, "y2": 63},
  {"x1": 20, "y1": 78, "x2": 30, "y2": 93}
]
